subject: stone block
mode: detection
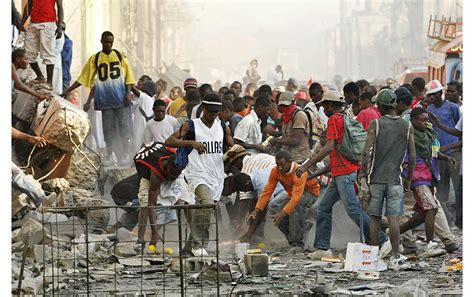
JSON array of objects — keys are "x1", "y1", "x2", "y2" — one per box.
[
  {"x1": 17, "y1": 218, "x2": 49, "y2": 246},
  {"x1": 116, "y1": 227, "x2": 134, "y2": 243},
  {"x1": 244, "y1": 253, "x2": 269, "y2": 276},
  {"x1": 114, "y1": 242, "x2": 138, "y2": 257},
  {"x1": 170, "y1": 256, "x2": 216, "y2": 273},
  {"x1": 12, "y1": 194, "x2": 35, "y2": 220}
]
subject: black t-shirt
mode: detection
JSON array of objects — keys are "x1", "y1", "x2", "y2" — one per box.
[
  {"x1": 110, "y1": 173, "x2": 139, "y2": 206},
  {"x1": 133, "y1": 142, "x2": 176, "y2": 181}
]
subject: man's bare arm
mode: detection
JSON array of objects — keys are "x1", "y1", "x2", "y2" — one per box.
[{"x1": 360, "y1": 120, "x2": 377, "y2": 178}]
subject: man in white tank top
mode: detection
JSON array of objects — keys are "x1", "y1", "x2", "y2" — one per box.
[{"x1": 166, "y1": 93, "x2": 233, "y2": 256}]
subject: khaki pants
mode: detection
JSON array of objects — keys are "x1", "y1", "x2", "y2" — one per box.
[
  {"x1": 187, "y1": 184, "x2": 214, "y2": 250},
  {"x1": 401, "y1": 190, "x2": 456, "y2": 248},
  {"x1": 25, "y1": 22, "x2": 57, "y2": 64}
]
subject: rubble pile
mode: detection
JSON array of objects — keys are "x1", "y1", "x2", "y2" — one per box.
[{"x1": 66, "y1": 150, "x2": 101, "y2": 191}]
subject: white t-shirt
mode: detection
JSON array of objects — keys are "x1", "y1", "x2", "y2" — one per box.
[
  {"x1": 191, "y1": 103, "x2": 202, "y2": 119},
  {"x1": 143, "y1": 115, "x2": 180, "y2": 144},
  {"x1": 233, "y1": 109, "x2": 262, "y2": 154},
  {"x1": 184, "y1": 118, "x2": 225, "y2": 201},
  {"x1": 132, "y1": 91, "x2": 155, "y2": 152},
  {"x1": 239, "y1": 153, "x2": 276, "y2": 200},
  {"x1": 266, "y1": 69, "x2": 282, "y2": 87}
]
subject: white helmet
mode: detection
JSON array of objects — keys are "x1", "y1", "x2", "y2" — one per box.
[{"x1": 426, "y1": 80, "x2": 444, "y2": 95}]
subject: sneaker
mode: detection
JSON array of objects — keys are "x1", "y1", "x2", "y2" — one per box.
[
  {"x1": 424, "y1": 241, "x2": 446, "y2": 257},
  {"x1": 307, "y1": 249, "x2": 332, "y2": 260},
  {"x1": 379, "y1": 240, "x2": 392, "y2": 259},
  {"x1": 444, "y1": 241, "x2": 460, "y2": 253},
  {"x1": 389, "y1": 255, "x2": 411, "y2": 270},
  {"x1": 191, "y1": 248, "x2": 209, "y2": 257}
]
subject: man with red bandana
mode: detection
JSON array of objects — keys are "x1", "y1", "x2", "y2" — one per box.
[{"x1": 269, "y1": 91, "x2": 311, "y2": 163}]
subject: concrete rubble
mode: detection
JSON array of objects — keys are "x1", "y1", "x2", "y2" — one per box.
[
  {"x1": 66, "y1": 150, "x2": 102, "y2": 191},
  {"x1": 10, "y1": 161, "x2": 463, "y2": 295},
  {"x1": 33, "y1": 94, "x2": 91, "y2": 154}
]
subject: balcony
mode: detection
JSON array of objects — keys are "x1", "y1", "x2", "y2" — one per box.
[{"x1": 427, "y1": 15, "x2": 457, "y2": 41}]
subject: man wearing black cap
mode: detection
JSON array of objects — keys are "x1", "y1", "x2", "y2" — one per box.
[
  {"x1": 166, "y1": 93, "x2": 233, "y2": 256},
  {"x1": 395, "y1": 86, "x2": 413, "y2": 121}
]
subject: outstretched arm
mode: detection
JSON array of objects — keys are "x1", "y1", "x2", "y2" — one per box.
[
  {"x1": 429, "y1": 112, "x2": 462, "y2": 137},
  {"x1": 12, "y1": 64, "x2": 49, "y2": 101},
  {"x1": 165, "y1": 122, "x2": 206, "y2": 153}
]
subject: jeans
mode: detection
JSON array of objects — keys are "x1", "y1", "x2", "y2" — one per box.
[
  {"x1": 101, "y1": 106, "x2": 133, "y2": 146},
  {"x1": 455, "y1": 175, "x2": 462, "y2": 228},
  {"x1": 268, "y1": 191, "x2": 317, "y2": 247},
  {"x1": 313, "y1": 172, "x2": 388, "y2": 250}
]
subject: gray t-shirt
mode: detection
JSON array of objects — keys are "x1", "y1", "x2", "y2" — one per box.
[{"x1": 368, "y1": 115, "x2": 410, "y2": 185}]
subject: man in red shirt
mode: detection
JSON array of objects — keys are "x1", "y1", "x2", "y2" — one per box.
[
  {"x1": 296, "y1": 90, "x2": 388, "y2": 259},
  {"x1": 355, "y1": 91, "x2": 381, "y2": 130},
  {"x1": 20, "y1": 0, "x2": 64, "y2": 87}
]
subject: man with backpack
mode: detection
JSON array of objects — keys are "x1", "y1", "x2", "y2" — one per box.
[
  {"x1": 165, "y1": 93, "x2": 233, "y2": 256},
  {"x1": 270, "y1": 91, "x2": 311, "y2": 163},
  {"x1": 360, "y1": 89, "x2": 416, "y2": 270},
  {"x1": 295, "y1": 90, "x2": 389, "y2": 260},
  {"x1": 62, "y1": 31, "x2": 136, "y2": 166}
]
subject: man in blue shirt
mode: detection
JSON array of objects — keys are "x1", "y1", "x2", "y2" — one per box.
[
  {"x1": 426, "y1": 80, "x2": 461, "y2": 225},
  {"x1": 61, "y1": 24, "x2": 72, "y2": 92}
]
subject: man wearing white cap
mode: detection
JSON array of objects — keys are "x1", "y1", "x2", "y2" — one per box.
[{"x1": 426, "y1": 80, "x2": 461, "y2": 225}]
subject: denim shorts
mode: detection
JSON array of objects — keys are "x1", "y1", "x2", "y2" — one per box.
[
  {"x1": 367, "y1": 183, "x2": 403, "y2": 217},
  {"x1": 101, "y1": 106, "x2": 133, "y2": 144},
  {"x1": 155, "y1": 206, "x2": 177, "y2": 225}
]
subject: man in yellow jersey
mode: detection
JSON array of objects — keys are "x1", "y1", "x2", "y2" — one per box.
[{"x1": 62, "y1": 31, "x2": 136, "y2": 166}]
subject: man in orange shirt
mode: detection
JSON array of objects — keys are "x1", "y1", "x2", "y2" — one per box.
[{"x1": 247, "y1": 150, "x2": 320, "y2": 250}]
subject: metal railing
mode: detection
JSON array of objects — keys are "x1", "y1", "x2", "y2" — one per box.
[{"x1": 37, "y1": 204, "x2": 220, "y2": 296}]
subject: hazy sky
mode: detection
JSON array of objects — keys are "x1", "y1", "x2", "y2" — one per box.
[{"x1": 183, "y1": 0, "x2": 341, "y2": 83}]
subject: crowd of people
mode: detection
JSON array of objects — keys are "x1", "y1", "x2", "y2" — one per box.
[{"x1": 11, "y1": 1, "x2": 462, "y2": 272}]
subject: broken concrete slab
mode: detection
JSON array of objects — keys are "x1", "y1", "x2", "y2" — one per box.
[
  {"x1": 12, "y1": 193, "x2": 36, "y2": 220},
  {"x1": 170, "y1": 256, "x2": 216, "y2": 273},
  {"x1": 17, "y1": 218, "x2": 49, "y2": 246},
  {"x1": 114, "y1": 242, "x2": 139, "y2": 257},
  {"x1": 118, "y1": 258, "x2": 151, "y2": 267},
  {"x1": 43, "y1": 266, "x2": 68, "y2": 284},
  {"x1": 12, "y1": 277, "x2": 41, "y2": 295},
  {"x1": 116, "y1": 227, "x2": 135, "y2": 243},
  {"x1": 41, "y1": 178, "x2": 71, "y2": 194},
  {"x1": 66, "y1": 151, "x2": 101, "y2": 191},
  {"x1": 33, "y1": 244, "x2": 53, "y2": 264}
]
